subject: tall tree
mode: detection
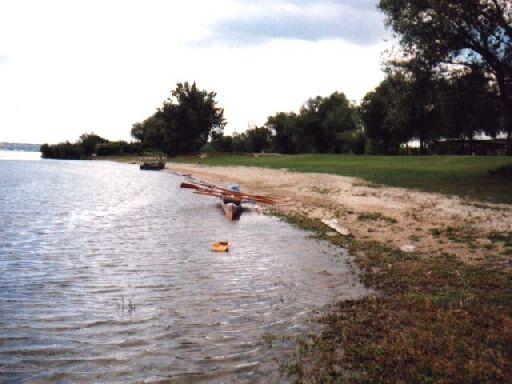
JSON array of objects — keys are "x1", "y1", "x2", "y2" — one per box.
[
  {"x1": 438, "y1": 70, "x2": 501, "y2": 151},
  {"x1": 157, "y1": 82, "x2": 225, "y2": 156},
  {"x1": 243, "y1": 127, "x2": 273, "y2": 153},
  {"x1": 131, "y1": 113, "x2": 165, "y2": 149},
  {"x1": 266, "y1": 112, "x2": 298, "y2": 154},
  {"x1": 317, "y1": 92, "x2": 359, "y2": 153},
  {"x1": 296, "y1": 92, "x2": 358, "y2": 153},
  {"x1": 79, "y1": 133, "x2": 108, "y2": 156},
  {"x1": 360, "y1": 74, "x2": 413, "y2": 154},
  {"x1": 407, "y1": 70, "x2": 442, "y2": 153},
  {"x1": 379, "y1": 0, "x2": 512, "y2": 151}
]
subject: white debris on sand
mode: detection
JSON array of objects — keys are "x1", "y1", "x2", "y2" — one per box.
[
  {"x1": 321, "y1": 218, "x2": 351, "y2": 236},
  {"x1": 400, "y1": 244, "x2": 417, "y2": 253}
]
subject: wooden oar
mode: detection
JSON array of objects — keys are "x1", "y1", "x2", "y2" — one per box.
[
  {"x1": 180, "y1": 181, "x2": 277, "y2": 204},
  {"x1": 192, "y1": 190, "x2": 274, "y2": 205},
  {"x1": 200, "y1": 183, "x2": 277, "y2": 202},
  {"x1": 180, "y1": 182, "x2": 208, "y2": 190},
  {"x1": 193, "y1": 191, "x2": 243, "y2": 204},
  {"x1": 193, "y1": 190, "x2": 223, "y2": 198}
]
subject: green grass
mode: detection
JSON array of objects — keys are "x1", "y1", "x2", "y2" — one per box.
[
  {"x1": 172, "y1": 154, "x2": 512, "y2": 204},
  {"x1": 272, "y1": 210, "x2": 512, "y2": 384},
  {"x1": 357, "y1": 212, "x2": 398, "y2": 224}
]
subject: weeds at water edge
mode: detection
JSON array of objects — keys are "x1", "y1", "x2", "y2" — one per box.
[{"x1": 269, "y1": 209, "x2": 512, "y2": 384}]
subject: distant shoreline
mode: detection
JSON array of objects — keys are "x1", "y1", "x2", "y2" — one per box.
[{"x1": 0, "y1": 143, "x2": 41, "y2": 152}]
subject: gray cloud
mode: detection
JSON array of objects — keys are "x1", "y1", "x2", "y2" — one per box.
[{"x1": 208, "y1": 0, "x2": 387, "y2": 46}]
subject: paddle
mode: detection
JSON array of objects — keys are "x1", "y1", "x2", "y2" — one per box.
[
  {"x1": 180, "y1": 182, "x2": 206, "y2": 190},
  {"x1": 193, "y1": 190, "x2": 272, "y2": 204},
  {"x1": 180, "y1": 181, "x2": 276, "y2": 204}
]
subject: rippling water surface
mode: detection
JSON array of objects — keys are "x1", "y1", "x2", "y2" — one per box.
[{"x1": 0, "y1": 159, "x2": 367, "y2": 383}]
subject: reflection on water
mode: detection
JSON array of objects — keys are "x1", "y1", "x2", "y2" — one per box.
[{"x1": 0, "y1": 159, "x2": 368, "y2": 383}]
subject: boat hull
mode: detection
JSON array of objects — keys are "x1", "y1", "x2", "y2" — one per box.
[
  {"x1": 140, "y1": 161, "x2": 165, "y2": 170},
  {"x1": 221, "y1": 201, "x2": 242, "y2": 221}
]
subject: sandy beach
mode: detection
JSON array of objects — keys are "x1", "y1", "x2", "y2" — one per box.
[{"x1": 166, "y1": 162, "x2": 512, "y2": 267}]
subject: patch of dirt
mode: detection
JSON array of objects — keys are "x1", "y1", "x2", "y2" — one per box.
[{"x1": 167, "y1": 163, "x2": 512, "y2": 267}]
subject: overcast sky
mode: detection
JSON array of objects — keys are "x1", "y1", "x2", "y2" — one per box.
[{"x1": 0, "y1": 0, "x2": 389, "y2": 144}]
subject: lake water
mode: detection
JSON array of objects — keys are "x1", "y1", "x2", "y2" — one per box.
[
  {"x1": 0, "y1": 150, "x2": 42, "y2": 161},
  {"x1": 0, "y1": 155, "x2": 368, "y2": 383}
]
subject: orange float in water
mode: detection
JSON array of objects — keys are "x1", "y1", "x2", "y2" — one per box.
[{"x1": 212, "y1": 241, "x2": 229, "y2": 252}]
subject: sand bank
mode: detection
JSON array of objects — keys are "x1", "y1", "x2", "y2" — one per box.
[{"x1": 166, "y1": 163, "x2": 512, "y2": 266}]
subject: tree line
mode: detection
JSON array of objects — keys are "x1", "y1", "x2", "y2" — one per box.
[
  {"x1": 133, "y1": 77, "x2": 508, "y2": 156},
  {"x1": 44, "y1": 1, "x2": 511, "y2": 158},
  {"x1": 130, "y1": 82, "x2": 226, "y2": 156},
  {"x1": 41, "y1": 133, "x2": 141, "y2": 159},
  {"x1": 373, "y1": 0, "x2": 511, "y2": 154},
  {"x1": 133, "y1": 1, "x2": 510, "y2": 156}
]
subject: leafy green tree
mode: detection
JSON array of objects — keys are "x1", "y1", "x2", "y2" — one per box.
[
  {"x1": 295, "y1": 97, "x2": 322, "y2": 152},
  {"x1": 360, "y1": 74, "x2": 413, "y2": 154},
  {"x1": 295, "y1": 92, "x2": 358, "y2": 153},
  {"x1": 438, "y1": 70, "x2": 501, "y2": 152},
  {"x1": 157, "y1": 82, "x2": 226, "y2": 156},
  {"x1": 131, "y1": 113, "x2": 165, "y2": 150},
  {"x1": 264, "y1": 92, "x2": 359, "y2": 154},
  {"x1": 130, "y1": 122, "x2": 145, "y2": 142},
  {"x1": 379, "y1": 0, "x2": 512, "y2": 151},
  {"x1": 95, "y1": 141, "x2": 142, "y2": 156},
  {"x1": 211, "y1": 135, "x2": 233, "y2": 152},
  {"x1": 40, "y1": 142, "x2": 84, "y2": 159},
  {"x1": 79, "y1": 133, "x2": 108, "y2": 156},
  {"x1": 318, "y1": 92, "x2": 359, "y2": 152},
  {"x1": 231, "y1": 132, "x2": 247, "y2": 152},
  {"x1": 336, "y1": 129, "x2": 367, "y2": 154},
  {"x1": 266, "y1": 112, "x2": 298, "y2": 154},
  {"x1": 407, "y1": 70, "x2": 442, "y2": 153},
  {"x1": 243, "y1": 127, "x2": 273, "y2": 153}
]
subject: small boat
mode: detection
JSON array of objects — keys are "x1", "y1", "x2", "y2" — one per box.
[
  {"x1": 179, "y1": 178, "x2": 276, "y2": 221},
  {"x1": 222, "y1": 202, "x2": 242, "y2": 221},
  {"x1": 212, "y1": 241, "x2": 229, "y2": 252},
  {"x1": 221, "y1": 198, "x2": 243, "y2": 221},
  {"x1": 140, "y1": 161, "x2": 165, "y2": 170}
]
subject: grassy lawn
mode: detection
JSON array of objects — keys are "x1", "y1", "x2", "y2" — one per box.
[{"x1": 173, "y1": 154, "x2": 512, "y2": 204}]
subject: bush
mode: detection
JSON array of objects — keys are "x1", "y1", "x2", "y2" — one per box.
[
  {"x1": 41, "y1": 142, "x2": 84, "y2": 159},
  {"x1": 211, "y1": 135, "x2": 233, "y2": 152},
  {"x1": 96, "y1": 141, "x2": 142, "y2": 156}
]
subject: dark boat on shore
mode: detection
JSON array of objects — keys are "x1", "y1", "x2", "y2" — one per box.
[{"x1": 140, "y1": 161, "x2": 165, "y2": 171}]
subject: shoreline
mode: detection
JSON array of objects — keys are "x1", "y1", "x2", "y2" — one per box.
[
  {"x1": 109, "y1": 157, "x2": 512, "y2": 381},
  {"x1": 164, "y1": 162, "x2": 512, "y2": 268},
  {"x1": 104, "y1": 158, "x2": 512, "y2": 384},
  {"x1": 162, "y1": 162, "x2": 512, "y2": 382}
]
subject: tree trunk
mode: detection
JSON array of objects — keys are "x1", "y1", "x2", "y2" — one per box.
[
  {"x1": 505, "y1": 106, "x2": 512, "y2": 155},
  {"x1": 496, "y1": 71, "x2": 512, "y2": 155},
  {"x1": 507, "y1": 128, "x2": 511, "y2": 156}
]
